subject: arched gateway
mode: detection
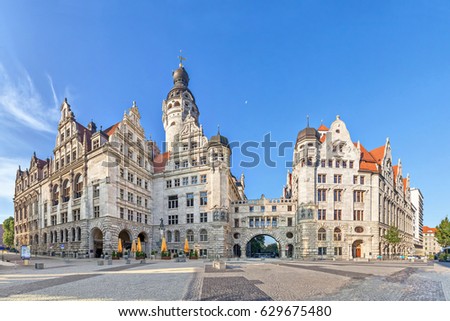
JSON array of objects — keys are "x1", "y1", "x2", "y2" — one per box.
[{"x1": 245, "y1": 234, "x2": 280, "y2": 258}]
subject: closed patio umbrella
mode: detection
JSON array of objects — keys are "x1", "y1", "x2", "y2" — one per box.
[
  {"x1": 161, "y1": 236, "x2": 167, "y2": 253},
  {"x1": 118, "y1": 238, "x2": 123, "y2": 254},
  {"x1": 184, "y1": 238, "x2": 189, "y2": 255}
]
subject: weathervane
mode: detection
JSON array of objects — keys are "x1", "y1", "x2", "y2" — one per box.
[{"x1": 178, "y1": 50, "x2": 186, "y2": 67}]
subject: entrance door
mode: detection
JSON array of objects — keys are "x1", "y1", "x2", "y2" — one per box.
[
  {"x1": 355, "y1": 247, "x2": 361, "y2": 258},
  {"x1": 352, "y1": 240, "x2": 363, "y2": 258}
]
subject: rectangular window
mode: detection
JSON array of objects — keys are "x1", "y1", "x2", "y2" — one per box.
[
  {"x1": 318, "y1": 247, "x2": 327, "y2": 255},
  {"x1": 328, "y1": 160, "x2": 333, "y2": 168},
  {"x1": 144, "y1": 215, "x2": 148, "y2": 224},
  {"x1": 120, "y1": 189, "x2": 124, "y2": 200},
  {"x1": 287, "y1": 217, "x2": 293, "y2": 226},
  {"x1": 136, "y1": 177, "x2": 142, "y2": 187},
  {"x1": 120, "y1": 207, "x2": 124, "y2": 219},
  {"x1": 200, "y1": 156, "x2": 207, "y2": 165},
  {"x1": 72, "y1": 209, "x2": 80, "y2": 221},
  {"x1": 334, "y1": 209, "x2": 342, "y2": 221},
  {"x1": 168, "y1": 195, "x2": 178, "y2": 209},
  {"x1": 186, "y1": 213, "x2": 194, "y2": 224},
  {"x1": 191, "y1": 142, "x2": 198, "y2": 149},
  {"x1": 321, "y1": 159, "x2": 326, "y2": 167},
  {"x1": 61, "y1": 212, "x2": 68, "y2": 223},
  {"x1": 349, "y1": 161, "x2": 354, "y2": 168},
  {"x1": 234, "y1": 218, "x2": 239, "y2": 228},
  {"x1": 272, "y1": 217, "x2": 278, "y2": 227},
  {"x1": 199, "y1": 249, "x2": 207, "y2": 257},
  {"x1": 318, "y1": 209, "x2": 326, "y2": 220},
  {"x1": 260, "y1": 206, "x2": 265, "y2": 212},
  {"x1": 182, "y1": 144, "x2": 189, "y2": 151},
  {"x1": 93, "y1": 184, "x2": 100, "y2": 198},
  {"x1": 128, "y1": 172, "x2": 134, "y2": 183},
  {"x1": 191, "y1": 176, "x2": 198, "y2": 184},
  {"x1": 318, "y1": 189, "x2": 327, "y2": 202},
  {"x1": 191, "y1": 158, "x2": 198, "y2": 166},
  {"x1": 334, "y1": 174, "x2": 342, "y2": 184},
  {"x1": 144, "y1": 181, "x2": 148, "y2": 190},
  {"x1": 93, "y1": 140, "x2": 100, "y2": 149},
  {"x1": 168, "y1": 215, "x2": 178, "y2": 225},
  {"x1": 200, "y1": 174, "x2": 207, "y2": 183},
  {"x1": 200, "y1": 191, "x2": 208, "y2": 206},
  {"x1": 145, "y1": 199, "x2": 148, "y2": 208},
  {"x1": 200, "y1": 212, "x2": 208, "y2": 223},
  {"x1": 360, "y1": 176, "x2": 365, "y2": 185},
  {"x1": 353, "y1": 190, "x2": 364, "y2": 203},
  {"x1": 249, "y1": 218, "x2": 254, "y2": 227},
  {"x1": 127, "y1": 209, "x2": 134, "y2": 221},
  {"x1": 353, "y1": 210, "x2": 364, "y2": 221},
  {"x1": 166, "y1": 180, "x2": 172, "y2": 188},
  {"x1": 182, "y1": 160, "x2": 188, "y2": 168},
  {"x1": 249, "y1": 206, "x2": 254, "y2": 212},
  {"x1": 186, "y1": 193, "x2": 194, "y2": 207},
  {"x1": 272, "y1": 205, "x2": 277, "y2": 212},
  {"x1": 127, "y1": 192, "x2": 134, "y2": 203},
  {"x1": 287, "y1": 205, "x2": 292, "y2": 211},
  {"x1": 335, "y1": 160, "x2": 340, "y2": 168},
  {"x1": 136, "y1": 212, "x2": 142, "y2": 223},
  {"x1": 334, "y1": 189, "x2": 343, "y2": 202},
  {"x1": 342, "y1": 160, "x2": 347, "y2": 168},
  {"x1": 182, "y1": 177, "x2": 189, "y2": 186},
  {"x1": 174, "y1": 161, "x2": 180, "y2": 169},
  {"x1": 137, "y1": 196, "x2": 142, "y2": 206},
  {"x1": 174, "y1": 178, "x2": 180, "y2": 187},
  {"x1": 120, "y1": 167, "x2": 124, "y2": 178},
  {"x1": 334, "y1": 247, "x2": 342, "y2": 256},
  {"x1": 235, "y1": 207, "x2": 239, "y2": 213},
  {"x1": 318, "y1": 174, "x2": 326, "y2": 183},
  {"x1": 94, "y1": 206, "x2": 100, "y2": 218},
  {"x1": 353, "y1": 175, "x2": 358, "y2": 184},
  {"x1": 51, "y1": 215, "x2": 57, "y2": 226}
]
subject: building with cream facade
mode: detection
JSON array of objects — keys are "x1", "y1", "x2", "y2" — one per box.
[{"x1": 14, "y1": 62, "x2": 417, "y2": 260}]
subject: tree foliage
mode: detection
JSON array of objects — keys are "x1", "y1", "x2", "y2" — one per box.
[
  {"x1": 2, "y1": 216, "x2": 14, "y2": 248},
  {"x1": 435, "y1": 217, "x2": 450, "y2": 248},
  {"x1": 384, "y1": 226, "x2": 402, "y2": 245}
]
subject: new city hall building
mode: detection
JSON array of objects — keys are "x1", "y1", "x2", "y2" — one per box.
[{"x1": 13, "y1": 63, "x2": 420, "y2": 260}]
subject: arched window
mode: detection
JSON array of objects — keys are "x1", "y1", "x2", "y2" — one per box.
[
  {"x1": 318, "y1": 228, "x2": 326, "y2": 241},
  {"x1": 167, "y1": 103, "x2": 172, "y2": 109},
  {"x1": 65, "y1": 229, "x2": 69, "y2": 242},
  {"x1": 186, "y1": 230, "x2": 194, "y2": 242},
  {"x1": 75, "y1": 174, "x2": 83, "y2": 198},
  {"x1": 43, "y1": 233, "x2": 47, "y2": 244},
  {"x1": 60, "y1": 230, "x2": 64, "y2": 242},
  {"x1": 62, "y1": 179, "x2": 70, "y2": 202},
  {"x1": 53, "y1": 185, "x2": 59, "y2": 205},
  {"x1": 166, "y1": 231, "x2": 172, "y2": 243},
  {"x1": 174, "y1": 101, "x2": 180, "y2": 107},
  {"x1": 200, "y1": 229, "x2": 208, "y2": 242},
  {"x1": 71, "y1": 228, "x2": 76, "y2": 242},
  {"x1": 334, "y1": 227, "x2": 342, "y2": 241},
  {"x1": 174, "y1": 230, "x2": 180, "y2": 242},
  {"x1": 77, "y1": 227, "x2": 82, "y2": 241}
]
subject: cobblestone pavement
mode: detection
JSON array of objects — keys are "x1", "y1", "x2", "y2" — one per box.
[{"x1": 1, "y1": 254, "x2": 449, "y2": 301}]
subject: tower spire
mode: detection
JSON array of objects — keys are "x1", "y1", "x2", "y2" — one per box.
[{"x1": 178, "y1": 50, "x2": 186, "y2": 67}]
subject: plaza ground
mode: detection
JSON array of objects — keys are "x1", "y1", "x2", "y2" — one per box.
[{"x1": 1, "y1": 253, "x2": 449, "y2": 301}]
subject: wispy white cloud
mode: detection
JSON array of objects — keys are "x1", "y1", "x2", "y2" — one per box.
[
  {"x1": 46, "y1": 73, "x2": 59, "y2": 111},
  {"x1": 0, "y1": 64, "x2": 59, "y2": 133},
  {"x1": 0, "y1": 157, "x2": 28, "y2": 200}
]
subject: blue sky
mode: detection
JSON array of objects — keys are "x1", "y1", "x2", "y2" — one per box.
[{"x1": 0, "y1": 1, "x2": 449, "y2": 227}]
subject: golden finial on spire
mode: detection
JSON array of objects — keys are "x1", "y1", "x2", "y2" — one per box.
[{"x1": 178, "y1": 49, "x2": 186, "y2": 67}]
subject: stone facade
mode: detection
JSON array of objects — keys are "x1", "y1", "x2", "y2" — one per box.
[
  {"x1": 14, "y1": 62, "x2": 417, "y2": 260},
  {"x1": 423, "y1": 226, "x2": 441, "y2": 257}
]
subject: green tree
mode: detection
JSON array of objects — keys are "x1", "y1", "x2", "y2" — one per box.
[
  {"x1": 435, "y1": 217, "x2": 450, "y2": 248},
  {"x1": 2, "y1": 216, "x2": 15, "y2": 248},
  {"x1": 384, "y1": 226, "x2": 402, "y2": 255}
]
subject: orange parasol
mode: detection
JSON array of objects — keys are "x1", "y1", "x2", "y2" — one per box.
[
  {"x1": 131, "y1": 239, "x2": 136, "y2": 253},
  {"x1": 161, "y1": 236, "x2": 167, "y2": 253},
  {"x1": 184, "y1": 238, "x2": 189, "y2": 254},
  {"x1": 137, "y1": 237, "x2": 142, "y2": 252}
]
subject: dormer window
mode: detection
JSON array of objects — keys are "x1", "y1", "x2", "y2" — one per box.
[{"x1": 93, "y1": 139, "x2": 100, "y2": 149}]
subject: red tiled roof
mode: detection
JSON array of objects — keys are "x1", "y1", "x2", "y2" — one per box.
[
  {"x1": 320, "y1": 134, "x2": 326, "y2": 143},
  {"x1": 354, "y1": 142, "x2": 379, "y2": 173},
  {"x1": 104, "y1": 122, "x2": 121, "y2": 136},
  {"x1": 318, "y1": 124, "x2": 329, "y2": 131},
  {"x1": 153, "y1": 152, "x2": 170, "y2": 173},
  {"x1": 423, "y1": 226, "x2": 436, "y2": 234},
  {"x1": 370, "y1": 145, "x2": 385, "y2": 165},
  {"x1": 393, "y1": 165, "x2": 399, "y2": 180}
]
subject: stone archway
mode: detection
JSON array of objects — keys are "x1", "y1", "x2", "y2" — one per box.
[
  {"x1": 91, "y1": 228, "x2": 103, "y2": 258},
  {"x1": 119, "y1": 229, "x2": 132, "y2": 251},
  {"x1": 352, "y1": 240, "x2": 363, "y2": 258},
  {"x1": 246, "y1": 234, "x2": 280, "y2": 258},
  {"x1": 137, "y1": 232, "x2": 149, "y2": 254}
]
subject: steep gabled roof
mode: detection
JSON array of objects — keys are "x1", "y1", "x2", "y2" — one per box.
[
  {"x1": 318, "y1": 124, "x2": 329, "y2": 131},
  {"x1": 370, "y1": 145, "x2": 386, "y2": 165},
  {"x1": 153, "y1": 152, "x2": 170, "y2": 173},
  {"x1": 354, "y1": 142, "x2": 379, "y2": 172},
  {"x1": 423, "y1": 226, "x2": 436, "y2": 234},
  {"x1": 104, "y1": 122, "x2": 121, "y2": 137},
  {"x1": 393, "y1": 165, "x2": 399, "y2": 181}
]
